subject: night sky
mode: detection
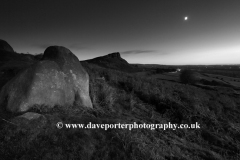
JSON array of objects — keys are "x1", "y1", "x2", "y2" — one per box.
[{"x1": 1, "y1": 0, "x2": 240, "y2": 65}]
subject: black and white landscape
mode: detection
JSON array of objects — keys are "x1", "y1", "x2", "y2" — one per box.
[{"x1": 0, "y1": 1, "x2": 240, "y2": 160}]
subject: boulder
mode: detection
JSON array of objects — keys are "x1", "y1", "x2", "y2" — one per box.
[
  {"x1": 10, "y1": 112, "x2": 46, "y2": 126},
  {"x1": 0, "y1": 46, "x2": 92, "y2": 113},
  {"x1": 0, "y1": 39, "x2": 14, "y2": 52},
  {"x1": 17, "y1": 112, "x2": 43, "y2": 120}
]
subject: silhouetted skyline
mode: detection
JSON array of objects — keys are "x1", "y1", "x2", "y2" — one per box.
[{"x1": 1, "y1": 0, "x2": 240, "y2": 65}]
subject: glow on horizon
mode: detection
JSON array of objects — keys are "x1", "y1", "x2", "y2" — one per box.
[
  {"x1": 12, "y1": 45, "x2": 240, "y2": 65},
  {"x1": 124, "y1": 49, "x2": 240, "y2": 65}
]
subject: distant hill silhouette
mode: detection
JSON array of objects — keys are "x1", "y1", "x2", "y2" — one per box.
[
  {"x1": 0, "y1": 39, "x2": 14, "y2": 52},
  {"x1": 83, "y1": 52, "x2": 137, "y2": 72}
]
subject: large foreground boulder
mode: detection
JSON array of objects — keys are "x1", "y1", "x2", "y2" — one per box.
[
  {"x1": 0, "y1": 46, "x2": 92, "y2": 113},
  {"x1": 0, "y1": 39, "x2": 14, "y2": 52}
]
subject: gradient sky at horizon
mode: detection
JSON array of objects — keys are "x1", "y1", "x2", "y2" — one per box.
[{"x1": 1, "y1": 0, "x2": 240, "y2": 65}]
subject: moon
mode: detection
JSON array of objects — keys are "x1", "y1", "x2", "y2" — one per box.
[{"x1": 184, "y1": 16, "x2": 188, "y2": 21}]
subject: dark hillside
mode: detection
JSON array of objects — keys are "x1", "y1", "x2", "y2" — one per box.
[
  {"x1": 0, "y1": 52, "x2": 240, "y2": 160},
  {"x1": 82, "y1": 62, "x2": 240, "y2": 159}
]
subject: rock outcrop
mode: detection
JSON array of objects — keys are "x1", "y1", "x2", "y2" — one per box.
[
  {"x1": 85, "y1": 52, "x2": 135, "y2": 72},
  {"x1": 106, "y1": 52, "x2": 121, "y2": 58},
  {"x1": 0, "y1": 39, "x2": 14, "y2": 52},
  {"x1": 0, "y1": 46, "x2": 92, "y2": 113}
]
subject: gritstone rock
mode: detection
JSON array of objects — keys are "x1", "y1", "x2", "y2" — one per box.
[{"x1": 0, "y1": 46, "x2": 92, "y2": 113}]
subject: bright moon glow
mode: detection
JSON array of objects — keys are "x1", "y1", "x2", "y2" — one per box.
[{"x1": 184, "y1": 16, "x2": 188, "y2": 20}]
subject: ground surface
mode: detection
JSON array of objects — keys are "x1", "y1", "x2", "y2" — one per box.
[{"x1": 0, "y1": 53, "x2": 240, "y2": 160}]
